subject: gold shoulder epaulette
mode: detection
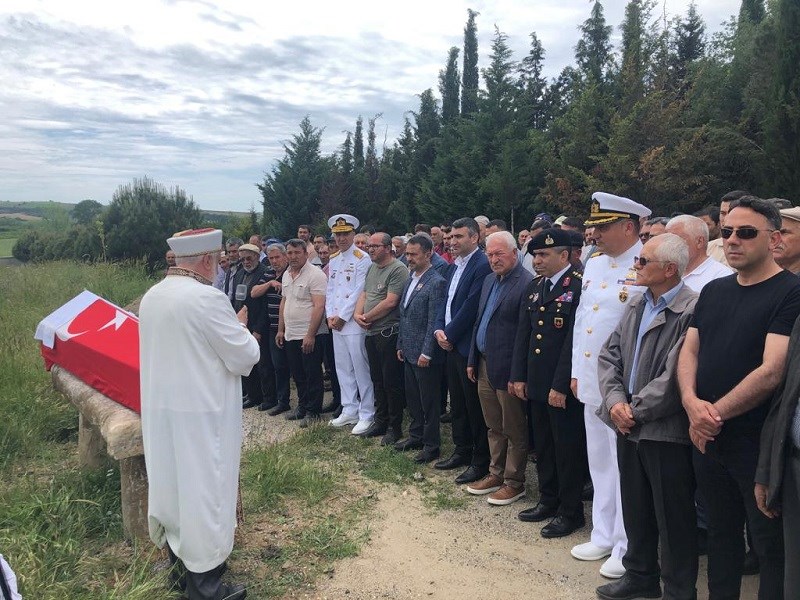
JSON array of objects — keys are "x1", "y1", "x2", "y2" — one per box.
[
  {"x1": 590, "y1": 251, "x2": 604, "y2": 258},
  {"x1": 572, "y1": 270, "x2": 583, "y2": 279},
  {"x1": 353, "y1": 249, "x2": 364, "y2": 259},
  {"x1": 330, "y1": 251, "x2": 340, "y2": 259}
]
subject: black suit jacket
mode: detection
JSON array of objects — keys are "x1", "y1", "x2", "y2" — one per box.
[
  {"x1": 756, "y1": 314, "x2": 800, "y2": 508},
  {"x1": 510, "y1": 267, "x2": 583, "y2": 402},
  {"x1": 467, "y1": 261, "x2": 534, "y2": 389},
  {"x1": 231, "y1": 263, "x2": 269, "y2": 336}
]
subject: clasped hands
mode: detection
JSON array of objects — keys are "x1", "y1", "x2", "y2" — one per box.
[{"x1": 684, "y1": 396, "x2": 723, "y2": 453}]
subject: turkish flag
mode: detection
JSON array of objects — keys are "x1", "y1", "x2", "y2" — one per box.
[{"x1": 36, "y1": 291, "x2": 141, "y2": 413}]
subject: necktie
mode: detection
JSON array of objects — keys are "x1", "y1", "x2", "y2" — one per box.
[{"x1": 545, "y1": 279, "x2": 552, "y2": 295}]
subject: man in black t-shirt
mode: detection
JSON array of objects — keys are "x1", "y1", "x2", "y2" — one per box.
[{"x1": 678, "y1": 197, "x2": 800, "y2": 599}]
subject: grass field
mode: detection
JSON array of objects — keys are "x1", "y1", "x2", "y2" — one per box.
[
  {"x1": 0, "y1": 260, "x2": 463, "y2": 599},
  {"x1": 0, "y1": 238, "x2": 15, "y2": 257}
]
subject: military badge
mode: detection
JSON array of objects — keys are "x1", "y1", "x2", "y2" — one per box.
[
  {"x1": 531, "y1": 293, "x2": 539, "y2": 303},
  {"x1": 545, "y1": 234, "x2": 554, "y2": 246},
  {"x1": 563, "y1": 277, "x2": 570, "y2": 287},
  {"x1": 554, "y1": 317, "x2": 564, "y2": 329},
  {"x1": 619, "y1": 287, "x2": 629, "y2": 303}
]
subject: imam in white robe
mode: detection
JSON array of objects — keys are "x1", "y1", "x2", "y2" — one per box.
[{"x1": 140, "y1": 276, "x2": 259, "y2": 573}]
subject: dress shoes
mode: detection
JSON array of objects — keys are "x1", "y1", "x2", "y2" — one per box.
[
  {"x1": 267, "y1": 404, "x2": 290, "y2": 417},
  {"x1": 434, "y1": 453, "x2": 471, "y2": 471},
  {"x1": 571, "y1": 541, "x2": 612, "y2": 561},
  {"x1": 599, "y1": 556, "x2": 626, "y2": 579},
  {"x1": 380, "y1": 430, "x2": 400, "y2": 446},
  {"x1": 540, "y1": 514, "x2": 585, "y2": 538},
  {"x1": 285, "y1": 410, "x2": 305, "y2": 421},
  {"x1": 596, "y1": 576, "x2": 660, "y2": 600},
  {"x1": 518, "y1": 502, "x2": 558, "y2": 523},
  {"x1": 320, "y1": 401, "x2": 340, "y2": 413},
  {"x1": 218, "y1": 582, "x2": 247, "y2": 600},
  {"x1": 299, "y1": 414, "x2": 321, "y2": 428},
  {"x1": 455, "y1": 465, "x2": 488, "y2": 485},
  {"x1": 242, "y1": 398, "x2": 260, "y2": 409},
  {"x1": 439, "y1": 411, "x2": 452, "y2": 423},
  {"x1": 329, "y1": 413, "x2": 359, "y2": 428},
  {"x1": 413, "y1": 448, "x2": 440, "y2": 464},
  {"x1": 257, "y1": 401, "x2": 277, "y2": 411},
  {"x1": 351, "y1": 420, "x2": 374, "y2": 436},
  {"x1": 394, "y1": 438, "x2": 424, "y2": 452},
  {"x1": 358, "y1": 422, "x2": 387, "y2": 438}
]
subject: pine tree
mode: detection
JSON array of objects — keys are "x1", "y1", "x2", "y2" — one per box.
[
  {"x1": 672, "y1": 1, "x2": 706, "y2": 83},
  {"x1": 353, "y1": 116, "x2": 364, "y2": 171},
  {"x1": 461, "y1": 9, "x2": 480, "y2": 116},
  {"x1": 618, "y1": 0, "x2": 652, "y2": 110},
  {"x1": 439, "y1": 46, "x2": 461, "y2": 124},
  {"x1": 575, "y1": 1, "x2": 614, "y2": 86},
  {"x1": 517, "y1": 32, "x2": 548, "y2": 129},
  {"x1": 739, "y1": 0, "x2": 766, "y2": 25}
]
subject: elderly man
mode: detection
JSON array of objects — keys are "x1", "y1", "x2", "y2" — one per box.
[
  {"x1": 474, "y1": 215, "x2": 490, "y2": 246},
  {"x1": 666, "y1": 215, "x2": 733, "y2": 291},
  {"x1": 464, "y1": 231, "x2": 534, "y2": 505},
  {"x1": 396, "y1": 234, "x2": 447, "y2": 463},
  {"x1": 570, "y1": 192, "x2": 651, "y2": 579},
  {"x1": 326, "y1": 214, "x2": 376, "y2": 435},
  {"x1": 141, "y1": 228, "x2": 258, "y2": 600},
  {"x1": 392, "y1": 236, "x2": 408, "y2": 265},
  {"x1": 775, "y1": 207, "x2": 800, "y2": 275},
  {"x1": 596, "y1": 233, "x2": 699, "y2": 600},
  {"x1": 232, "y1": 243, "x2": 270, "y2": 411},
  {"x1": 431, "y1": 225, "x2": 452, "y2": 263},
  {"x1": 277, "y1": 239, "x2": 328, "y2": 427},
  {"x1": 354, "y1": 232, "x2": 409, "y2": 443},
  {"x1": 433, "y1": 217, "x2": 492, "y2": 484},
  {"x1": 678, "y1": 196, "x2": 800, "y2": 599},
  {"x1": 511, "y1": 228, "x2": 587, "y2": 538}
]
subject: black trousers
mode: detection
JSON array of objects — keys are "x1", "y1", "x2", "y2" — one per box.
[
  {"x1": 446, "y1": 350, "x2": 489, "y2": 468},
  {"x1": 266, "y1": 329, "x2": 290, "y2": 408},
  {"x1": 168, "y1": 544, "x2": 226, "y2": 600},
  {"x1": 284, "y1": 336, "x2": 325, "y2": 415},
  {"x1": 405, "y1": 361, "x2": 442, "y2": 451},
  {"x1": 693, "y1": 433, "x2": 784, "y2": 600},
  {"x1": 365, "y1": 331, "x2": 405, "y2": 433},
  {"x1": 253, "y1": 334, "x2": 275, "y2": 405},
  {"x1": 530, "y1": 398, "x2": 587, "y2": 520},
  {"x1": 322, "y1": 332, "x2": 341, "y2": 405},
  {"x1": 619, "y1": 438, "x2": 698, "y2": 600}
]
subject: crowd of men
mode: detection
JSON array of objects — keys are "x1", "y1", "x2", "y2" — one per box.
[{"x1": 142, "y1": 189, "x2": 800, "y2": 600}]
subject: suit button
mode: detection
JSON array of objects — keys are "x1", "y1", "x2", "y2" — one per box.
[
  {"x1": 535, "y1": 349, "x2": 541, "y2": 354},
  {"x1": 587, "y1": 328, "x2": 592, "y2": 334},
  {"x1": 539, "y1": 306, "x2": 545, "y2": 312},
  {"x1": 536, "y1": 334, "x2": 542, "y2": 340},
  {"x1": 584, "y1": 351, "x2": 591, "y2": 357},
  {"x1": 538, "y1": 320, "x2": 544, "y2": 326},
  {"x1": 593, "y1": 304, "x2": 599, "y2": 311}
]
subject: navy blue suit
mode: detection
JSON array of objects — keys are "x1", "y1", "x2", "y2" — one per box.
[{"x1": 435, "y1": 249, "x2": 492, "y2": 468}]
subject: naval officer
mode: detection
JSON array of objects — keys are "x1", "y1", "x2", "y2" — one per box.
[
  {"x1": 325, "y1": 214, "x2": 376, "y2": 435},
  {"x1": 569, "y1": 192, "x2": 651, "y2": 579}
]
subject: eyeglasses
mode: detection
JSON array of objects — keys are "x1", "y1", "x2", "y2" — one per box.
[
  {"x1": 720, "y1": 226, "x2": 775, "y2": 240},
  {"x1": 634, "y1": 256, "x2": 669, "y2": 267},
  {"x1": 366, "y1": 244, "x2": 389, "y2": 250}
]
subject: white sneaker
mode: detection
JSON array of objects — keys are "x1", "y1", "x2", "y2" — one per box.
[
  {"x1": 329, "y1": 414, "x2": 359, "y2": 428},
  {"x1": 599, "y1": 556, "x2": 625, "y2": 579},
  {"x1": 351, "y1": 420, "x2": 373, "y2": 435},
  {"x1": 570, "y1": 541, "x2": 613, "y2": 561}
]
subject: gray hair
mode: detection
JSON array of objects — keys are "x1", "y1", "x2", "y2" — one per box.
[
  {"x1": 267, "y1": 243, "x2": 287, "y2": 254},
  {"x1": 226, "y1": 237, "x2": 243, "y2": 247},
  {"x1": 486, "y1": 230, "x2": 517, "y2": 252},
  {"x1": 667, "y1": 214, "x2": 709, "y2": 244},
  {"x1": 650, "y1": 233, "x2": 689, "y2": 277}
]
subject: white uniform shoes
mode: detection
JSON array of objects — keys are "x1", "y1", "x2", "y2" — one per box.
[
  {"x1": 351, "y1": 420, "x2": 373, "y2": 435},
  {"x1": 571, "y1": 541, "x2": 612, "y2": 561},
  {"x1": 329, "y1": 414, "x2": 359, "y2": 428},
  {"x1": 599, "y1": 556, "x2": 625, "y2": 579}
]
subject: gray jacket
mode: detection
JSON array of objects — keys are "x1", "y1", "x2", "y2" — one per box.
[{"x1": 597, "y1": 284, "x2": 698, "y2": 444}]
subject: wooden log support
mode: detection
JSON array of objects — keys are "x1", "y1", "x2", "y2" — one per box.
[{"x1": 51, "y1": 365, "x2": 149, "y2": 541}]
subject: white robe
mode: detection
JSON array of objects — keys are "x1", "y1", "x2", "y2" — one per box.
[{"x1": 140, "y1": 276, "x2": 259, "y2": 573}]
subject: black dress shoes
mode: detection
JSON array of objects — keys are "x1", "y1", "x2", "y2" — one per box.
[
  {"x1": 394, "y1": 438, "x2": 423, "y2": 452},
  {"x1": 242, "y1": 398, "x2": 260, "y2": 409},
  {"x1": 267, "y1": 404, "x2": 290, "y2": 416},
  {"x1": 454, "y1": 465, "x2": 488, "y2": 484},
  {"x1": 359, "y1": 422, "x2": 387, "y2": 438},
  {"x1": 541, "y1": 514, "x2": 586, "y2": 538},
  {"x1": 380, "y1": 430, "x2": 400, "y2": 446},
  {"x1": 596, "y1": 576, "x2": 661, "y2": 600},
  {"x1": 285, "y1": 410, "x2": 305, "y2": 421},
  {"x1": 434, "y1": 453, "x2": 471, "y2": 471},
  {"x1": 257, "y1": 401, "x2": 277, "y2": 412},
  {"x1": 414, "y1": 448, "x2": 440, "y2": 464},
  {"x1": 517, "y1": 502, "x2": 558, "y2": 523}
]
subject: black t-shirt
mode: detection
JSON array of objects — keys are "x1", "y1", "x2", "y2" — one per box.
[{"x1": 692, "y1": 270, "x2": 800, "y2": 434}]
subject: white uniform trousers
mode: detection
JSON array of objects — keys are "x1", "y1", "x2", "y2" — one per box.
[
  {"x1": 585, "y1": 406, "x2": 628, "y2": 559},
  {"x1": 333, "y1": 330, "x2": 376, "y2": 421}
]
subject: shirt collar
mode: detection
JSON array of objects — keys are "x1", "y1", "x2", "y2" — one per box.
[
  {"x1": 454, "y1": 246, "x2": 480, "y2": 267},
  {"x1": 644, "y1": 280, "x2": 684, "y2": 308},
  {"x1": 549, "y1": 264, "x2": 571, "y2": 287}
]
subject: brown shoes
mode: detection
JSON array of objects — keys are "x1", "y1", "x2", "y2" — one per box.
[
  {"x1": 466, "y1": 474, "x2": 503, "y2": 495},
  {"x1": 487, "y1": 485, "x2": 526, "y2": 506}
]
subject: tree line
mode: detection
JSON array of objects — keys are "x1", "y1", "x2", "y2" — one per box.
[{"x1": 259, "y1": 0, "x2": 800, "y2": 238}]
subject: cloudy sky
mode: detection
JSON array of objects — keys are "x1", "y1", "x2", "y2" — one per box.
[{"x1": 1, "y1": 0, "x2": 738, "y2": 212}]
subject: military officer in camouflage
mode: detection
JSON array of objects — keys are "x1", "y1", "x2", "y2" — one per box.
[{"x1": 511, "y1": 227, "x2": 589, "y2": 539}]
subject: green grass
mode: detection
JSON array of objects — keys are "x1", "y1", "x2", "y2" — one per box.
[{"x1": 0, "y1": 237, "x2": 15, "y2": 257}]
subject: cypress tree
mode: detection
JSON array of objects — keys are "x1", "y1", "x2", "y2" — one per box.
[
  {"x1": 461, "y1": 9, "x2": 480, "y2": 116},
  {"x1": 739, "y1": 0, "x2": 766, "y2": 25},
  {"x1": 575, "y1": 1, "x2": 614, "y2": 86},
  {"x1": 439, "y1": 46, "x2": 461, "y2": 124}
]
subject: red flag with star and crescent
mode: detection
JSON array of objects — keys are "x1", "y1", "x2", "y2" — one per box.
[{"x1": 36, "y1": 291, "x2": 141, "y2": 413}]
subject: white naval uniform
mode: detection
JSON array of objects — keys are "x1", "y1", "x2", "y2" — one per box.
[
  {"x1": 326, "y1": 244, "x2": 376, "y2": 421},
  {"x1": 572, "y1": 241, "x2": 644, "y2": 560}
]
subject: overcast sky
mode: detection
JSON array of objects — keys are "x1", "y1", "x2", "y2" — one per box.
[{"x1": 0, "y1": 0, "x2": 738, "y2": 212}]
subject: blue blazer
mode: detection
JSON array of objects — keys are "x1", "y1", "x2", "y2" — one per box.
[
  {"x1": 468, "y1": 261, "x2": 534, "y2": 389},
  {"x1": 434, "y1": 249, "x2": 491, "y2": 358},
  {"x1": 397, "y1": 268, "x2": 446, "y2": 364}
]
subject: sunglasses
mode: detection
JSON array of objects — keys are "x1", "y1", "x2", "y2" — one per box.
[
  {"x1": 634, "y1": 256, "x2": 669, "y2": 267},
  {"x1": 720, "y1": 226, "x2": 775, "y2": 240}
]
